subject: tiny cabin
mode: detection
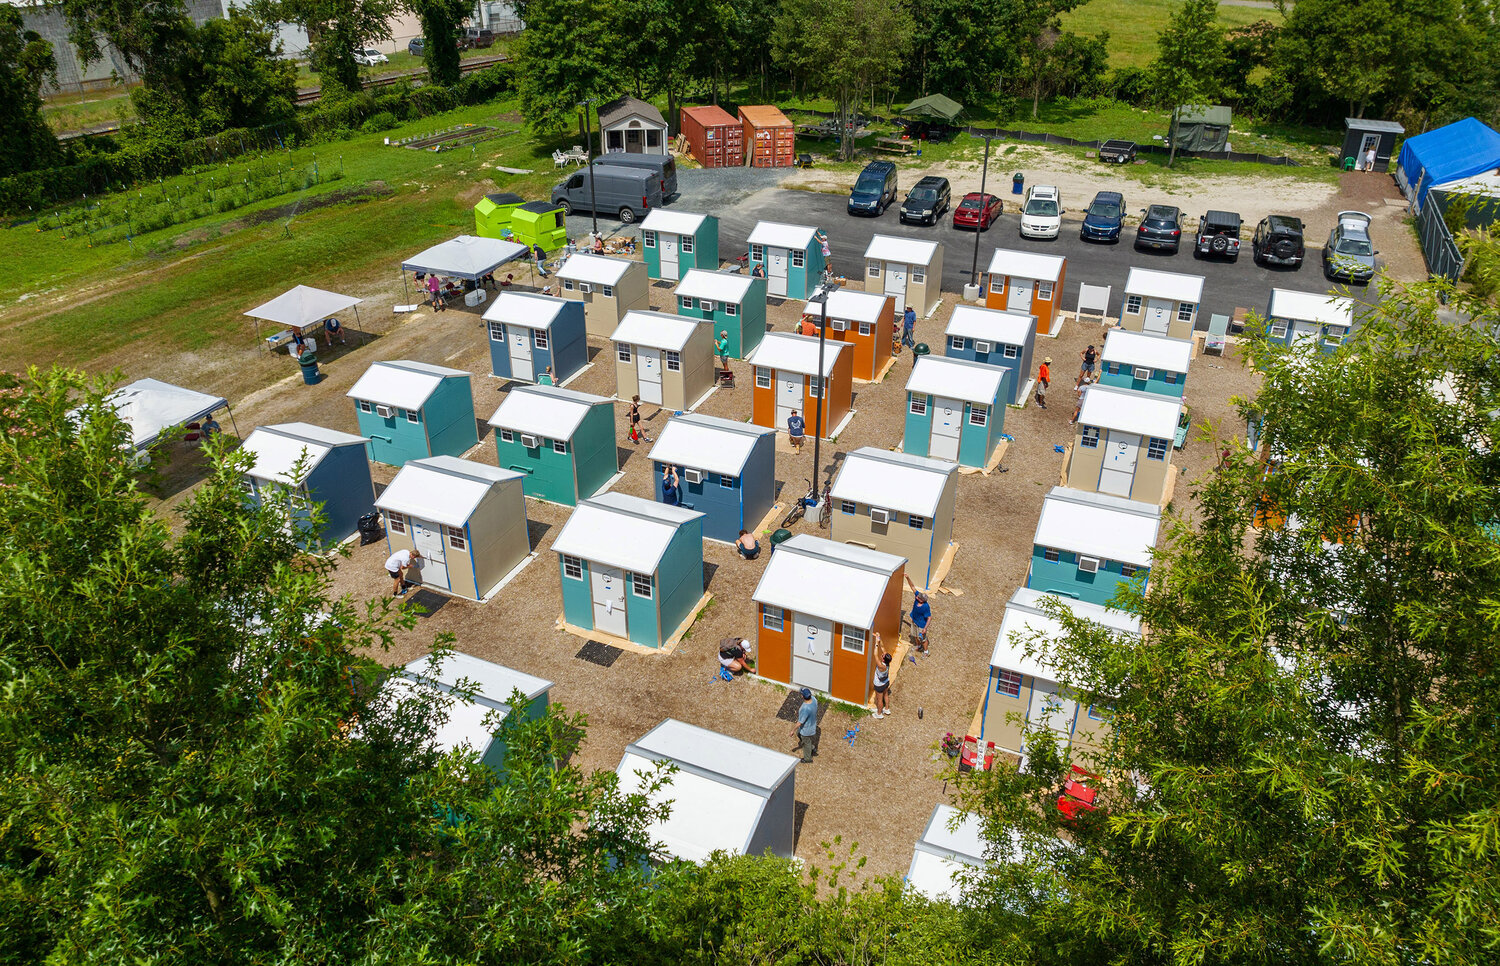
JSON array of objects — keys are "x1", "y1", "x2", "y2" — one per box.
[
  {"x1": 674, "y1": 269, "x2": 768, "y2": 360},
  {"x1": 1265, "y1": 288, "x2": 1357, "y2": 352},
  {"x1": 376, "y1": 456, "x2": 531, "y2": 601},
  {"x1": 640, "y1": 210, "x2": 720, "y2": 281},
  {"x1": 487, "y1": 384, "x2": 618, "y2": 506},
  {"x1": 863, "y1": 234, "x2": 944, "y2": 318},
  {"x1": 551, "y1": 492, "x2": 705, "y2": 649},
  {"x1": 944, "y1": 304, "x2": 1036, "y2": 405},
  {"x1": 746, "y1": 332, "x2": 854, "y2": 438},
  {"x1": 611, "y1": 310, "x2": 716, "y2": 410},
  {"x1": 752, "y1": 534, "x2": 906, "y2": 706},
  {"x1": 904, "y1": 356, "x2": 1010, "y2": 468},
  {"x1": 482, "y1": 291, "x2": 588, "y2": 385},
  {"x1": 397, "y1": 652, "x2": 553, "y2": 778},
  {"x1": 649, "y1": 413, "x2": 777, "y2": 543},
  {"x1": 599, "y1": 95, "x2": 669, "y2": 155},
  {"x1": 1067, "y1": 385, "x2": 1183, "y2": 504},
  {"x1": 906, "y1": 804, "x2": 1003, "y2": 904},
  {"x1": 1027, "y1": 486, "x2": 1161, "y2": 607},
  {"x1": 1098, "y1": 329, "x2": 1191, "y2": 398},
  {"x1": 1342, "y1": 117, "x2": 1403, "y2": 173},
  {"x1": 240, "y1": 422, "x2": 374, "y2": 549},
  {"x1": 557, "y1": 253, "x2": 651, "y2": 340},
  {"x1": 347, "y1": 361, "x2": 478, "y2": 467},
  {"x1": 977, "y1": 587, "x2": 1138, "y2": 759},
  {"x1": 747, "y1": 222, "x2": 825, "y2": 299},
  {"x1": 614, "y1": 719, "x2": 798, "y2": 864},
  {"x1": 1120, "y1": 268, "x2": 1204, "y2": 339},
  {"x1": 802, "y1": 287, "x2": 894, "y2": 381},
  {"x1": 984, "y1": 249, "x2": 1066, "y2": 337},
  {"x1": 830, "y1": 447, "x2": 957, "y2": 590}
]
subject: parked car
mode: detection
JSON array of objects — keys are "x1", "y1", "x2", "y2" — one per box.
[
  {"x1": 847, "y1": 160, "x2": 898, "y2": 216},
  {"x1": 1098, "y1": 139, "x2": 1137, "y2": 164},
  {"x1": 354, "y1": 48, "x2": 388, "y2": 67},
  {"x1": 1080, "y1": 190, "x2": 1125, "y2": 243},
  {"x1": 1252, "y1": 215, "x2": 1305, "y2": 268},
  {"x1": 461, "y1": 27, "x2": 496, "y2": 49},
  {"x1": 1135, "y1": 204, "x2": 1183, "y2": 253},
  {"x1": 953, "y1": 192, "x2": 1002, "y2": 231},
  {"x1": 1323, "y1": 211, "x2": 1377, "y2": 283},
  {"x1": 407, "y1": 37, "x2": 425, "y2": 56},
  {"x1": 1019, "y1": 184, "x2": 1063, "y2": 239},
  {"x1": 593, "y1": 153, "x2": 677, "y2": 199},
  {"x1": 1194, "y1": 210, "x2": 1242, "y2": 261},
  {"x1": 899, "y1": 176, "x2": 951, "y2": 225}
]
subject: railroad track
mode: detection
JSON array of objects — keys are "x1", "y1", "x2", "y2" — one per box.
[{"x1": 294, "y1": 54, "x2": 509, "y2": 105}]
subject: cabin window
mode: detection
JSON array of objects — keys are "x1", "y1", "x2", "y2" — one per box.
[
  {"x1": 726, "y1": 302, "x2": 739, "y2": 317},
  {"x1": 617, "y1": 343, "x2": 632, "y2": 363},
  {"x1": 642, "y1": 230, "x2": 656, "y2": 248},
  {"x1": 1088, "y1": 704, "x2": 1111, "y2": 721},
  {"x1": 406, "y1": 408, "x2": 420, "y2": 424},
  {"x1": 562, "y1": 278, "x2": 576, "y2": 292},
  {"x1": 387, "y1": 512, "x2": 407, "y2": 534},
  {"x1": 792, "y1": 250, "x2": 805, "y2": 268},
  {"x1": 1081, "y1": 426, "x2": 1100, "y2": 448},
  {"x1": 1105, "y1": 362, "x2": 1120, "y2": 375},
  {"x1": 487, "y1": 321, "x2": 505, "y2": 342},
  {"x1": 1147, "y1": 438, "x2": 1168, "y2": 461},
  {"x1": 867, "y1": 261, "x2": 880, "y2": 278},
  {"x1": 950, "y1": 336, "x2": 967, "y2": 351},
  {"x1": 499, "y1": 429, "x2": 515, "y2": 443},
  {"x1": 1037, "y1": 282, "x2": 1054, "y2": 300},
  {"x1": 909, "y1": 394, "x2": 927, "y2": 416},
  {"x1": 996, "y1": 669, "x2": 1023, "y2": 697},
  {"x1": 841, "y1": 500, "x2": 856, "y2": 515},
  {"x1": 1002, "y1": 344, "x2": 1019, "y2": 359},
  {"x1": 562, "y1": 554, "x2": 583, "y2": 579},
  {"x1": 912, "y1": 268, "x2": 925, "y2": 283},
  {"x1": 990, "y1": 275, "x2": 1005, "y2": 294},
  {"x1": 553, "y1": 439, "x2": 568, "y2": 455},
  {"x1": 1043, "y1": 547, "x2": 1060, "y2": 562},
  {"x1": 755, "y1": 367, "x2": 772, "y2": 388},
  {"x1": 841, "y1": 626, "x2": 866, "y2": 654},
  {"x1": 762, "y1": 605, "x2": 784, "y2": 632},
  {"x1": 1269, "y1": 321, "x2": 1288, "y2": 338},
  {"x1": 601, "y1": 285, "x2": 614, "y2": 298},
  {"x1": 720, "y1": 475, "x2": 735, "y2": 489},
  {"x1": 1177, "y1": 302, "x2": 1195, "y2": 323},
  {"x1": 1325, "y1": 325, "x2": 1347, "y2": 347},
  {"x1": 358, "y1": 400, "x2": 372, "y2": 413},
  {"x1": 858, "y1": 321, "x2": 872, "y2": 337},
  {"x1": 808, "y1": 376, "x2": 821, "y2": 398},
  {"x1": 445, "y1": 526, "x2": 466, "y2": 551},
  {"x1": 908, "y1": 514, "x2": 925, "y2": 529},
  {"x1": 968, "y1": 405, "x2": 988, "y2": 427},
  {"x1": 1125, "y1": 295, "x2": 1142, "y2": 314},
  {"x1": 533, "y1": 329, "x2": 549, "y2": 349},
  {"x1": 681, "y1": 235, "x2": 694, "y2": 253},
  {"x1": 750, "y1": 244, "x2": 764, "y2": 261},
  {"x1": 631, "y1": 572, "x2": 653, "y2": 599},
  {"x1": 680, "y1": 296, "x2": 694, "y2": 311},
  {"x1": 1165, "y1": 371, "x2": 1180, "y2": 384},
  {"x1": 664, "y1": 350, "x2": 681, "y2": 372},
  {"x1": 1121, "y1": 564, "x2": 1139, "y2": 578}
]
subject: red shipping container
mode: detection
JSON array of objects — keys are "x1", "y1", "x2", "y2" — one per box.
[{"x1": 680, "y1": 104, "x2": 742, "y2": 169}]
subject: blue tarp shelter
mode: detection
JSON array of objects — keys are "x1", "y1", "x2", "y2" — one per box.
[{"x1": 1395, "y1": 118, "x2": 1500, "y2": 212}]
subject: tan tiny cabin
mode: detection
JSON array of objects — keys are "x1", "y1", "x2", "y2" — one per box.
[
  {"x1": 863, "y1": 234, "x2": 944, "y2": 318},
  {"x1": 1119, "y1": 268, "x2": 1204, "y2": 339},
  {"x1": 1066, "y1": 384, "x2": 1183, "y2": 505},
  {"x1": 557, "y1": 253, "x2": 651, "y2": 339},
  {"x1": 829, "y1": 447, "x2": 958, "y2": 590},
  {"x1": 610, "y1": 310, "x2": 715, "y2": 411}
]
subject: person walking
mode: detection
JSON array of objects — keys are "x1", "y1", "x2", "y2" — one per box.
[
  {"x1": 787, "y1": 409, "x2": 805, "y2": 453},
  {"x1": 715, "y1": 330, "x2": 731, "y2": 370},
  {"x1": 901, "y1": 305, "x2": 916, "y2": 348},
  {"x1": 871, "y1": 639, "x2": 892, "y2": 718},
  {"x1": 532, "y1": 244, "x2": 549, "y2": 277},
  {"x1": 1364, "y1": 145, "x2": 1377, "y2": 172},
  {"x1": 627, "y1": 395, "x2": 643, "y2": 444},
  {"x1": 427, "y1": 274, "x2": 444, "y2": 311},
  {"x1": 904, "y1": 576, "x2": 932, "y2": 653},
  {"x1": 1036, "y1": 356, "x2": 1051, "y2": 409},
  {"x1": 661, "y1": 464, "x2": 681, "y2": 506},
  {"x1": 794, "y1": 688, "x2": 818, "y2": 763},
  {"x1": 385, "y1": 547, "x2": 423, "y2": 596}
]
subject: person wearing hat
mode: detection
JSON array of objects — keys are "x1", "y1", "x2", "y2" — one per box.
[
  {"x1": 1037, "y1": 356, "x2": 1051, "y2": 409},
  {"x1": 794, "y1": 688, "x2": 818, "y2": 763},
  {"x1": 905, "y1": 575, "x2": 933, "y2": 653}
]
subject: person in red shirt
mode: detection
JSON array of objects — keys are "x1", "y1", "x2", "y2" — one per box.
[{"x1": 1036, "y1": 357, "x2": 1051, "y2": 409}]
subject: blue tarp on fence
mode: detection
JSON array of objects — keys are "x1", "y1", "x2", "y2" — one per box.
[{"x1": 1395, "y1": 117, "x2": 1500, "y2": 212}]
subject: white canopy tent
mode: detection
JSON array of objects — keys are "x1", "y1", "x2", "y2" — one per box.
[
  {"x1": 243, "y1": 285, "x2": 364, "y2": 348},
  {"x1": 402, "y1": 235, "x2": 528, "y2": 281},
  {"x1": 93, "y1": 378, "x2": 238, "y2": 451}
]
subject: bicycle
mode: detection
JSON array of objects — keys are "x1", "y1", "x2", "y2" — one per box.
[
  {"x1": 781, "y1": 478, "x2": 814, "y2": 528},
  {"x1": 817, "y1": 476, "x2": 833, "y2": 529}
]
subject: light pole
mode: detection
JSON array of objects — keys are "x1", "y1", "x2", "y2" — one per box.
[
  {"x1": 809, "y1": 277, "x2": 841, "y2": 507},
  {"x1": 969, "y1": 133, "x2": 999, "y2": 288},
  {"x1": 577, "y1": 98, "x2": 599, "y2": 236}
]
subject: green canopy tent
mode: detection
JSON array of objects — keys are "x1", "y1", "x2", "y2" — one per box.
[
  {"x1": 1171, "y1": 105, "x2": 1232, "y2": 153},
  {"x1": 900, "y1": 94, "x2": 965, "y2": 124}
]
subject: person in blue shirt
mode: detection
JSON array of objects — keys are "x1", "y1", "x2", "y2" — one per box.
[
  {"x1": 661, "y1": 464, "x2": 681, "y2": 506},
  {"x1": 787, "y1": 409, "x2": 805, "y2": 454},
  {"x1": 905, "y1": 575, "x2": 933, "y2": 653},
  {"x1": 793, "y1": 688, "x2": 818, "y2": 763},
  {"x1": 901, "y1": 305, "x2": 916, "y2": 348}
]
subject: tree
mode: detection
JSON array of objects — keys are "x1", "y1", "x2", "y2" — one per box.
[
  {"x1": 192, "y1": 10, "x2": 298, "y2": 130},
  {"x1": 51, "y1": 0, "x2": 197, "y2": 91},
  {"x1": 1149, "y1": 0, "x2": 1229, "y2": 165},
  {"x1": 0, "y1": 7, "x2": 61, "y2": 177},
  {"x1": 409, "y1": 0, "x2": 469, "y2": 87},
  {"x1": 511, "y1": 0, "x2": 620, "y2": 134},
  {"x1": 909, "y1": 0, "x2": 1016, "y2": 103},
  {"x1": 251, "y1": 0, "x2": 399, "y2": 91},
  {"x1": 999, "y1": 0, "x2": 1089, "y2": 118}
]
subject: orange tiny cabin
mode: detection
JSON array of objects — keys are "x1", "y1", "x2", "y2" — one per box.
[
  {"x1": 745, "y1": 331, "x2": 853, "y2": 438},
  {"x1": 984, "y1": 249, "x2": 1067, "y2": 337},
  {"x1": 802, "y1": 287, "x2": 894, "y2": 382}
]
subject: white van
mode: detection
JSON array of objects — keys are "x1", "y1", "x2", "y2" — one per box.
[{"x1": 1020, "y1": 185, "x2": 1063, "y2": 240}]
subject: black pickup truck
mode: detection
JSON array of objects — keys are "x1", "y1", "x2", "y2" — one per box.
[{"x1": 1098, "y1": 139, "x2": 1137, "y2": 164}]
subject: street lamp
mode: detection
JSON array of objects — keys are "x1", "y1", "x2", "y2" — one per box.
[
  {"x1": 969, "y1": 133, "x2": 1001, "y2": 289},
  {"x1": 577, "y1": 98, "x2": 600, "y2": 235},
  {"x1": 808, "y1": 276, "x2": 842, "y2": 508}
]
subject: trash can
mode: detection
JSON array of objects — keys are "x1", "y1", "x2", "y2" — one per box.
[
  {"x1": 770, "y1": 528, "x2": 793, "y2": 550},
  {"x1": 298, "y1": 349, "x2": 321, "y2": 385},
  {"x1": 913, "y1": 342, "x2": 930, "y2": 358},
  {"x1": 1012, "y1": 172, "x2": 1024, "y2": 195}
]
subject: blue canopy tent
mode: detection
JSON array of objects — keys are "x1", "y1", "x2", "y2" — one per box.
[{"x1": 1395, "y1": 118, "x2": 1500, "y2": 212}]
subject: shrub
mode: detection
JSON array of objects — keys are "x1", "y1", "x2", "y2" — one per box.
[{"x1": 361, "y1": 112, "x2": 399, "y2": 133}]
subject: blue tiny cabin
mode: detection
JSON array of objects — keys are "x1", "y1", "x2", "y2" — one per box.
[
  {"x1": 397, "y1": 651, "x2": 553, "y2": 779},
  {"x1": 487, "y1": 384, "x2": 618, "y2": 506},
  {"x1": 649, "y1": 412, "x2": 777, "y2": 542},
  {"x1": 483, "y1": 292, "x2": 588, "y2": 385},
  {"x1": 1027, "y1": 486, "x2": 1161, "y2": 608},
  {"x1": 1266, "y1": 288, "x2": 1357, "y2": 352},
  {"x1": 747, "y1": 221, "x2": 824, "y2": 300},
  {"x1": 674, "y1": 269, "x2": 768, "y2": 360},
  {"x1": 348, "y1": 361, "x2": 478, "y2": 467},
  {"x1": 551, "y1": 492, "x2": 705, "y2": 649},
  {"x1": 904, "y1": 356, "x2": 1010, "y2": 468},
  {"x1": 640, "y1": 210, "x2": 721, "y2": 281},
  {"x1": 1098, "y1": 329, "x2": 1191, "y2": 398},
  {"x1": 944, "y1": 304, "x2": 1037, "y2": 406},
  {"x1": 240, "y1": 422, "x2": 373, "y2": 549}
]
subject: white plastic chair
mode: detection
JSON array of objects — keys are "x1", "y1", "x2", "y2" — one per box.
[
  {"x1": 552, "y1": 150, "x2": 568, "y2": 169},
  {"x1": 1205, "y1": 314, "x2": 1230, "y2": 354}
]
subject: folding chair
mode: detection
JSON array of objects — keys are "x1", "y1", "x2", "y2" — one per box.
[{"x1": 1205, "y1": 313, "x2": 1230, "y2": 355}]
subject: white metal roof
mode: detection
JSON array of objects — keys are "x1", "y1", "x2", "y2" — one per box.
[
  {"x1": 986, "y1": 248, "x2": 1065, "y2": 282},
  {"x1": 374, "y1": 456, "x2": 522, "y2": 528},
  {"x1": 487, "y1": 384, "x2": 610, "y2": 440},
  {"x1": 752, "y1": 533, "x2": 903, "y2": 628},
  {"x1": 745, "y1": 331, "x2": 847, "y2": 376},
  {"x1": 991, "y1": 587, "x2": 1140, "y2": 674},
  {"x1": 615, "y1": 751, "x2": 767, "y2": 863},
  {"x1": 905, "y1": 804, "x2": 995, "y2": 903},
  {"x1": 1124, "y1": 267, "x2": 1205, "y2": 303},
  {"x1": 639, "y1": 209, "x2": 711, "y2": 235},
  {"x1": 346, "y1": 360, "x2": 469, "y2": 410},
  {"x1": 945, "y1": 304, "x2": 1034, "y2": 345},
  {"x1": 1033, "y1": 486, "x2": 1161, "y2": 567},
  {"x1": 632, "y1": 719, "x2": 798, "y2": 793},
  {"x1": 748, "y1": 221, "x2": 818, "y2": 249},
  {"x1": 1078, "y1": 385, "x2": 1182, "y2": 439},
  {"x1": 830, "y1": 447, "x2": 956, "y2": 518},
  {"x1": 401, "y1": 235, "x2": 527, "y2": 280},
  {"x1": 906, "y1": 356, "x2": 1007, "y2": 403},
  {"x1": 648, "y1": 413, "x2": 774, "y2": 477},
  {"x1": 384, "y1": 676, "x2": 501, "y2": 760},
  {"x1": 95, "y1": 378, "x2": 228, "y2": 451},
  {"x1": 1101, "y1": 329, "x2": 1193, "y2": 372},
  {"x1": 481, "y1": 291, "x2": 570, "y2": 329},
  {"x1": 550, "y1": 492, "x2": 703, "y2": 573},
  {"x1": 243, "y1": 285, "x2": 362, "y2": 327},
  {"x1": 611, "y1": 310, "x2": 704, "y2": 351},
  {"x1": 401, "y1": 651, "x2": 552, "y2": 711},
  {"x1": 241, "y1": 422, "x2": 366, "y2": 484},
  {"x1": 801, "y1": 287, "x2": 889, "y2": 324},
  {"x1": 1266, "y1": 288, "x2": 1356, "y2": 327},
  {"x1": 863, "y1": 234, "x2": 939, "y2": 266},
  {"x1": 674, "y1": 269, "x2": 755, "y2": 303},
  {"x1": 557, "y1": 253, "x2": 635, "y2": 286}
]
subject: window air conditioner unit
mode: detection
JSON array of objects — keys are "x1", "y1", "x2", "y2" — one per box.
[
  {"x1": 974, "y1": 340, "x2": 992, "y2": 353},
  {"x1": 579, "y1": 283, "x2": 592, "y2": 294},
  {"x1": 1133, "y1": 366, "x2": 1152, "y2": 380},
  {"x1": 869, "y1": 507, "x2": 890, "y2": 525},
  {"x1": 374, "y1": 404, "x2": 394, "y2": 418},
  {"x1": 520, "y1": 434, "x2": 540, "y2": 448},
  {"x1": 1077, "y1": 555, "x2": 1101, "y2": 574},
  {"x1": 682, "y1": 468, "x2": 703, "y2": 484},
  {"x1": 830, "y1": 318, "x2": 848, "y2": 331}
]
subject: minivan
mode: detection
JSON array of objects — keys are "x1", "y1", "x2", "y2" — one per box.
[
  {"x1": 551, "y1": 163, "x2": 663, "y2": 224},
  {"x1": 592, "y1": 153, "x2": 677, "y2": 200},
  {"x1": 847, "y1": 160, "x2": 898, "y2": 216},
  {"x1": 1019, "y1": 185, "x2": 1063, "y2": 239}
]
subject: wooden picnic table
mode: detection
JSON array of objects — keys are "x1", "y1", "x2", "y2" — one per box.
[{"x1": 874, "y1": 137, "x2": 912, "y2": 154}]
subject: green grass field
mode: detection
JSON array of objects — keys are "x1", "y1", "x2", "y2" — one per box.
[{"x1": 1061, "y1": 0, "x2": 1284, "y2": 69}]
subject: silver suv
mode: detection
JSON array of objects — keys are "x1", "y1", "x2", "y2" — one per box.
[{"x1": 1323, "y1": 211, "x2": 1377, "y2": 283}]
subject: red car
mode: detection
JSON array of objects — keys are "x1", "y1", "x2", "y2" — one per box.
[
  {"x1": 1056, "y1": 765, "x2": 1100, "y2": 821},
  {"x1": 952, "y1": 192, "x2": 1002, "y2": 230}
]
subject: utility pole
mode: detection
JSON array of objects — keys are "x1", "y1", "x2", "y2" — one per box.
[
  {"x1": 970, "y1": 134, "x2": 998, "y2": 287},
  {"x1": 578, "y1": 98, "x2": 600, "y2": 235},
  {"x1": 809, "y1": 277, "x2": 841, "y2": 506}
]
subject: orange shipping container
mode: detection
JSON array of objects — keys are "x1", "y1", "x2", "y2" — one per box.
[{"x1": 740, "y1": 104, "x2": 795, "y2": 168}]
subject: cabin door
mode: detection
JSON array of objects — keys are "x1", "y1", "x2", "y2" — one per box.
[
  {"x1": 1007, "y1": 278, "x2": 1033, "y2": 314},
  {"x1": 590, "y1": 565, "x2": 628, "y2": 636},
  {"x1": 776, "y1": 370, "x2": 803, "y2": 428},
  {"x1": 1144, "y1": 299, "x2": 1173, "y2": 335},
  {"x1": 930, "y1": 396, "x2": 963, "y2": 461},
  {"x1": 1098, "y1": 430, "x2": 1140, "y2": 497},
  {"x1": 1027, "y1": 680, "x2": 1077, "y2": 742},
  {"x1": 767, "y1": 248, "x2": 789, "y2": 296},
  {"x1": 1291, "y1": 320, "x2": 1320, "y2": 346},
  {"x1": 884, "y1": 263, "x2": 907, "y2": 299},
  {"x1": 637, "y1": 346, "x2": 663, "y2": 404},
  {"x1": 410, "y1": 520, "x2": 450, "y2": 590},
  {"x1": 508, "y1": 326, "x2": 534, "y2": 381},
  {"x1": 791, "y1": 613, "x2": 832, "y2": 693},
  {"x1": 660, "y1": 234, "x2": 680, "y2": 280}
]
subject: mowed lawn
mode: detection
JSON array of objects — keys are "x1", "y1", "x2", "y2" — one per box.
[{"x1": 1062, "y1": 0, "x2": 1285, "y2": 69}]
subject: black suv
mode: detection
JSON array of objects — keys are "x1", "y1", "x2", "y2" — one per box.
[
  {"x1": 1135, "y1": 204, "x2": 1183, "y2": 253},
  {"x1": 1252, "y1": 215, "x2": 1305, "y2": 268},
  {"x1": 1194, "y1": 210, "x2": 1242, "y2": 261},
  {"x1": 847, "y1": 160, "x2": 898, "y2": 216},
  {"x1": 899, "y1": 176, "x2": 951, "y2": 225}
]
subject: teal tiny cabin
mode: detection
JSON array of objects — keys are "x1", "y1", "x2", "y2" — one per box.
[
  {"x1": 903, "y1": 356, "x2": 1010, "y2": 468},
  {"x1": 487, "y1": 384, "x2": 618, "y2": 506},
  {"x1": 1027, "y1": 486, "x2": 1161, "y2": 608},
  {"x1": 747, "y1": 221, "x2": 825, "y2": 299},
  {"x1": 240, "y1": 422, "x2": 374, "y2": 549},
  {"x1": 640, "y1": 210, "x2": 720, "y2": 281},
  {"x1": 347, "y1": 361, "x2": 478, "y2": 467},
  {"x1": 1098, "y1": 329, "x2": 1192, "y2": 398},
  {"x1": 551, "y1": 492, "x2": 705, "y2": 648},
  {"x1": 396, "y1": 651, "x2": 553, "y2": 779},
  {"x1": 673, "y1": 269, "x2": 768, "y2": 359}
]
